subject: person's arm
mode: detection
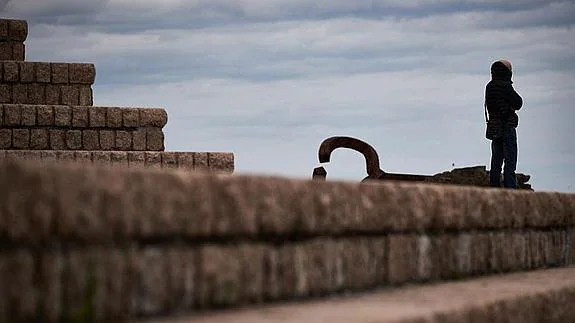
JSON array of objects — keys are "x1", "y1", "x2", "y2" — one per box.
[{"x1": 507, "y1": 84, "x2": 523, "y2": 110}]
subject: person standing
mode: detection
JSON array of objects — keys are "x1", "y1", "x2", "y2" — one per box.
[{"x1": 485, "y1": 59, "x2": 523, "y2": 188}]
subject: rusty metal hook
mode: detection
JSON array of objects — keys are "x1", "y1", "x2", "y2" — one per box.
[
  {"x1": 312, "y1": 136, "x2": 431, "y2": 183},
  {"x1": 312, "y1": 136, "x2": 384, "y2": 182}
]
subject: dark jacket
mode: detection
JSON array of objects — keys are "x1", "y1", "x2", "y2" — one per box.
[{"x1": 485, "y1": 61, "x2": 523, "y2": 128}]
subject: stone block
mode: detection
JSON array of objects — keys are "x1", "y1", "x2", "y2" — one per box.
[
  {"x1": 139, "y1": 108, "x2": 168, "y2": 128},
  {"x1": 92, "y1": 151, "x2": 111, "y2": 166},
  {"x1": 35, "y1": 62, "x2": 51, "y2": 83},
  {"x1": 194, "y1": 152, "x2": 209, "y2": 171},
  {"x1": 61, "y1": 248, "x2": 135, "y2": 322},
  {"x1": 3, "y1": 104, "x2": 21, "y2": 126},
  {"x1": 0, "y1": 20, "x2": 5, "y2": 39},
  {"x1": 145, "y1": 152, "x2": 162, "y2": 168},
  {"x1": 0, "y1": 84, "x2": 10, "y2": 103},
  {"x1": 0, "y1": 42, "x2": 11, "y2": 60},
  {"x1": 338, "y1": 237, "x2": 386, "y2": 290},
  {"x1": 71, "y1": 106, "x2": 88, "y2": 127},
  {"x1": 99, "y1": 130, "x2": 115, "y2": 150},
  {"x1": 197, "y1": 245, "x2": 243, "y2": 307},
  {"x1": 177, "y1": 152, "x2": 194, "y2": 170},
  {"x1": 11, "y1": 84, "x2": 27, "y2": 103},
  {"x1": 110, "y1": 151, "x2": 128, "y2": 167},
  {"x1": 82, "y1": 130, "x2": 100, "y2": 150},
  {"x1": 161, "y1": 152, "x2": 178, "y2": 169},
  {"x1": 127, "y1": 152, "x2": 146, "y2": 168},
  {"x1": 146, "y1": 128, "x2": 164, "y2": 151},
  {"x1": 0, "y1": 129, "x2": 11, "y2": 149},
  {"x1": 3, "y1": 61, "x2": 18, "y2": 82},
  {"x1": 51, "y1": 63, "x2": 69, "y2": 84},
  {"x1": 12, "y1": 43, "x2": 25, "y2": 61},
  {"x1": 74, "y1": 151, "x2": 93, "y2": 164},
  {"x1": 12, "y1": 129, "x2": 30, "y2": 149},
  {"x1": 19, "y1": 62, "x2": 34, "y2": 83},
  {"x1": 89, "y1": 106, "x2": 106, "y2": 127},
  {"x1": 208, "y1": 152, "x2": 234, "y2": 173},
  {"x1": 61, "y1": 85, "x2": 80, "y2": 106},
  {"x1": 49, "y1": 129, "x2": 66, "y2": 150},
  {"x1": 27, "y1": 84, "x2": 46, "y2": 104},
  {"x1": 20, "y1": 105, "x2": 36, "y2": 126},
  {"x1": 79, "y1": 86, "x2": 93, "y2": 106},
  {"x1": 388, "y1": 234, "x2": 420, "y2": 284},
  {"x1": 7, "y1": 19, "x2": 28, "y2": 41},
  {"x1": 69, "y1": 63, "x2": 96, "y2": 84},
  {"x1": 54, "y1": 105, "x2": 71, "y2": 127},
  {"x1": 427, "y1": 234, "x2": 459, "y2": 280},
  {"x1": 115, "y1": 130, "x2": 132, "y2": 150},
  {"x1": 66, "y1": 130, "x2": 82, "y2": 150},
  {"x1": 134, "y1": 247, "x2": 196, "y2": 315},
  {"x1": 0, "y1": 105, "x2": 3, "y2": 124},
  {"x1": 132, "y1": 128, "x2": 146, "y2": 151},
  {"x1": 45, "y1": 85, "x2": 60, "y2": 104},
  {"x1": 56, "y1": 151, "x2": 76, "y2": 163},
  {"x1": 122, "y1": 108, "x2": 140, "y2": 127},
  {"x1": 106, "y1": 107, "x2": 123, "y2": 128},
  {"x1": 40, "y1": 150, "x2": 57, "y2": 162},
  {"x1": 37, "y1": 105, "x2": 54, "y2": 126}
]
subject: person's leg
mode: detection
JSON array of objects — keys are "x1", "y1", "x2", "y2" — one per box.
[
  {"x1": 503, "y1": 127, "x2": 518, "y2": 188},
  {"x1": 490, "y1": 139, "x2": 504, "y2": 187}
]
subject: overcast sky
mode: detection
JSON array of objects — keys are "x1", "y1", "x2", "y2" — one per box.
[{"x1": 2, "y1": 0, "x2": 574, "y2": 192}]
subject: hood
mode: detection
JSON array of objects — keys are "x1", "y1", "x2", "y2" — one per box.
[{"x1": 491, "y1": 60, "x2": 512, "y2": 82}]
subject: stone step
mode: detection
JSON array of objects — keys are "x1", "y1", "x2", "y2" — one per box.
[
  {"x1": 0, "y1": 61, "x2": 95, "y2": 105},
  {"x1": 0, "y1": 104, "x2": 168, "y2": 151},
  {"x1": 0, "y1": 159, "x2": 572, "y2": 322},
  {"x1": 0, "y1": 19, "x2": 27, "y2": 61},
  {"x1": 146, "y1": 267, "x2": 575, "y2": 323},
  {"x1": 0, "y1": 19, "x2": 28, "y2": 42},
  {"x1": 0, "y1": 150, "x2": 234, "y2": 172}
]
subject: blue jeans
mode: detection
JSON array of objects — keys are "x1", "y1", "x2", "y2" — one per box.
[{"x1": 489, "y1": 126, "x2": 518, "y2": 188}]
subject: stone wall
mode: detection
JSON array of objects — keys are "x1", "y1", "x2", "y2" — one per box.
[
  {"x1": 428, "y1": 165, "x2": 533, "y2": 190},
  {"x1": 0, "y1": 17, "x2": 234, "y2": 173},
  {"x1": 0, "y1": 159, "x2": 573, "y2": 322}
]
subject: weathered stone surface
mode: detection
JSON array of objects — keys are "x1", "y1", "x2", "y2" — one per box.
[
  {"x1": 19, "y1": 62, "x2": 34, "y2": 82},
  {"x1": 106, "y1": 107, "x2": 123, "y2": 128},
  {"x1": 388, "y1": 234, "x2": 420, "y2": 284},
  {"x1": 208, "y1": 152, "x2": 234, "y2": 173},
  {"x1": 30, "y1": 129, "x2": 48, "y2": 149},
  {"x1": 161, "y1": 152, "x2": 178, "y2": 169},
  {"x1": 3, "y1": 61, "x2": 19, "y2": 82},
  {"x1": 177, "y1": 152, "x2": 194, "y2": 170},
  {"x1": 132, "y1": 128, "x2": 147, "y2": 151},
  {"x1": 54, "y1": 105, "x2": 71, "y2": 127},
  {"x1": 4, "y1": 19, "x2": 28, "y2": 41},
  {"x1": 146, "y1": 128, "x2": 164, "y2": 151},
  {"x1": 194, "y1": 152, "x2": 209, "y2": 171},
  {"x1": 0, "y1": 84, "x2": 10, "y2": 103},
  {"x1": 26, "y1": 84, "x2": 46, "y2": 104},
  {"x1": 49, "y1": 129, "x2": 66, "y2": 150},
  {"x1": 145, "y1": 152, "x2": 162, "y2": 168},
  {"x1": 51, "y1": 63, "x2": 69, "y2": 84},
  {"x1": 61, "y1": 85, "x2": 80, "y2": 106},
  {"x1": 20, "y1": 105, "x2": 36, "y2": 126},
  {"x1": 45, "y1": 85, "x2": 60, "y2": 104},
  {"x1": 3, "y1": 104, "x2": 21, "y2": 126},
  {"x1": 110, "y1": 151, "x2": 128, "y2": 167},
  {"x1": 0, "y1": 129, "x2": 10, "y2": 149},
  {"x1": 115, "y1": 130, "x2": 132, "y2": 150},
  {"x1": 37, "y1": 105, "x2": 54, "y2": 126},
  {"x1": 100, "y1": 130, "x2": 115, "y2": 150},
  {"x1": 35, "y1": 62, "x2": 51, "y2": 83},
  {"x1": 65, "y1": 130, "x2": 82, "y2": 150},
  {"x1": 12, "y1": 129, "x2": 30, "y2": 149},
  {"x1": 68, "y1": 63, "x2": 96, "y2": 84},
  {"x1": 79, "y1": 86, "x2": 93, "y2": 106},
  {"x1": 140, "y1": 108, "x2": 168, "y2": 128},
  {"x1": 89, "y1": 106, "x2": 106, "y2": 127},
  {"x1": 128, "y1": 152, "x2": 146, "y2": 168},
  {"x1": 82, "y1": 130, "x2": 100, "y2": 150},
  {"x1": 11, "y1": 84, "x2": 27, "y2": 103},
  {"x1": 71, "y1": 106, "x2": 88, "y2": 127},
  {"x1": 123, "y1": 108, "x2": 140, "y2": 127}
]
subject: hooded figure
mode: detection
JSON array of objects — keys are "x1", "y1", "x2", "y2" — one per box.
[{"x1": 485, "y1": 59, "x2": 523, "y2": 188}]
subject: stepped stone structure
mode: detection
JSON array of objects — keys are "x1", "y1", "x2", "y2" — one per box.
[
  {"x1": 0, "y1": 18, "x2": 234, "y2": 172},
  {"x1": 1, "y1": 18, "x2": 574, "y2": 323}
]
